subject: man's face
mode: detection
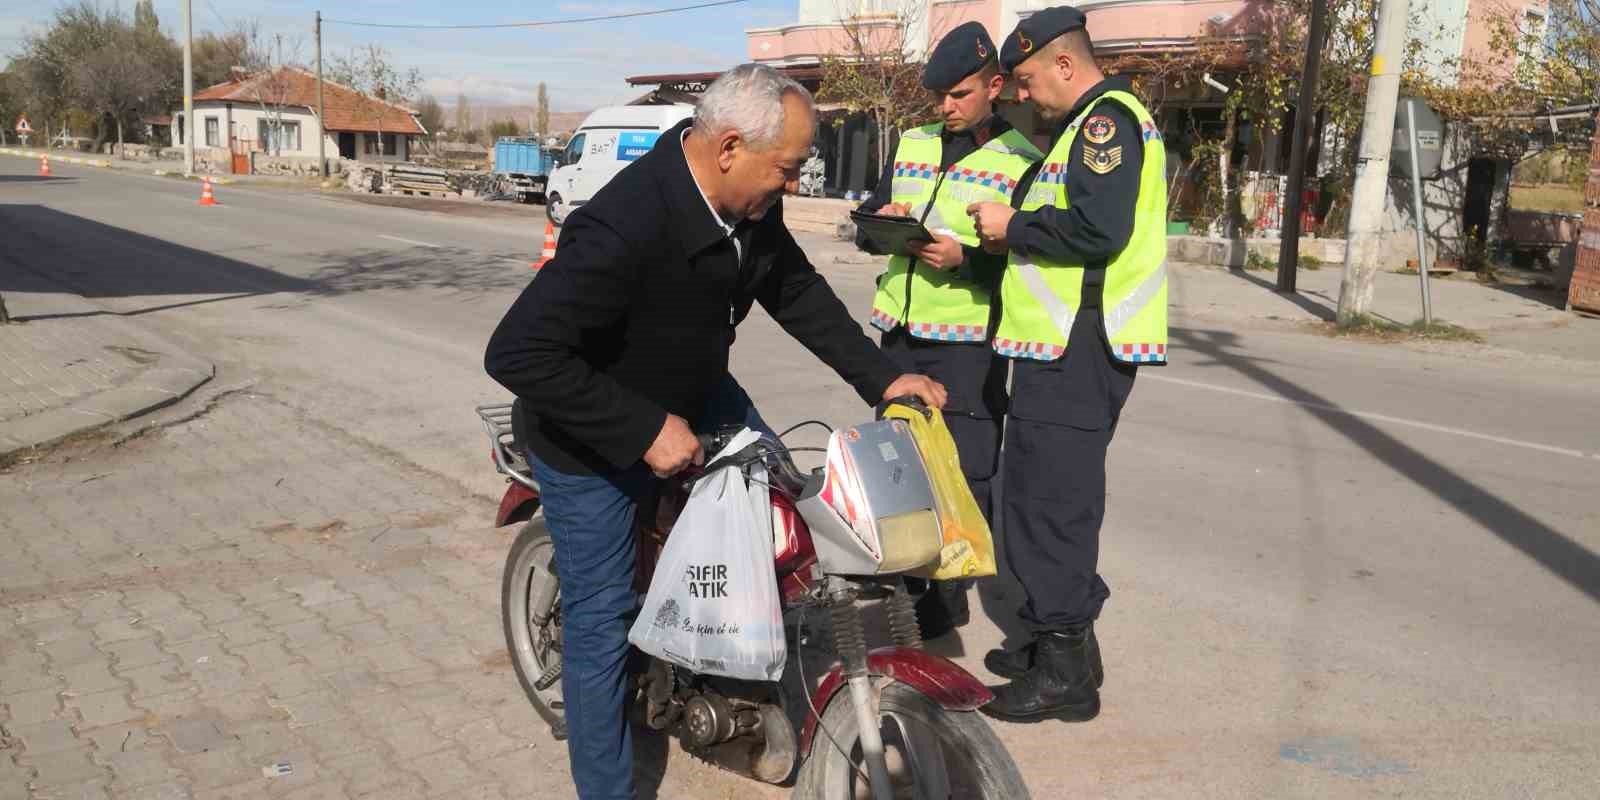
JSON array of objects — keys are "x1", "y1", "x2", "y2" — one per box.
[
  {"x1": 721, "y1": 93, "x2": 813, "y2": 221},
  {"x1": 1011, "y1": 49, "x2": 1073, "y2": 121},
  {"x1": 932, "y1": 70, "x2": 1000, "y2": 132}
]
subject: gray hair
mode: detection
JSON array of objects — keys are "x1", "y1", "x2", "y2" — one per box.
[{"x1": 694, "y1": 63, "x2": 815, "y2": 150}]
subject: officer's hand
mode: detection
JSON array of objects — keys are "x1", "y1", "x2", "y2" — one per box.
[
  {"x1": 908, "y1": 235, "x2": 965, "y2": 271},
  {"x1": 643, "y1": 414, "x2": 704, "y2": 478},
  {"x1": 966, "y1": 201, "x2": 1015, "y2": 249},
  {"x1": 882, "y1": 374, "x2": 948, "y2": 410},
  {"x1": 880, "y1": 202, "x2": 912, "y2": 217}
]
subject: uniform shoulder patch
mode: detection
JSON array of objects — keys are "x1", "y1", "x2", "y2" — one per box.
[
  {"x1": 1084, "y1": 115, "x2": 1117, "y2": 144},
  {"x1": 1083, "y1": 145, "x2": 1124, "y2": 175}
]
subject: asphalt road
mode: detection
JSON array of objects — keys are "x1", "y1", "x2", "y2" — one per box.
[{"x1": 4, "y1": 156, "x2": 1599, "y2": 798}]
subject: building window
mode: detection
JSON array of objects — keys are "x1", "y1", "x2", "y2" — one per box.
[
  {"x1": 363, "y1": 133, "x2": 399, "y2": 155},
  {"x1": 205, "y1": 117, "x2": 219, "y2": 147},
  {"x1": 257, "y1": 119, "x2": 301, "y2": 153},
  {"x1": 177, "y1": 116, "x2": 184, "y2": 145}
]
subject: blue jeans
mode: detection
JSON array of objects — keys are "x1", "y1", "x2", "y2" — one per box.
[{"x1": 529, "y1": 374, "x2": 774, "y2": 800}]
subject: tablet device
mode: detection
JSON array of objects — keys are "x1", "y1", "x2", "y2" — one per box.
[{"x1": 849, "y1": 209, "x2": 937, "y2": 256}]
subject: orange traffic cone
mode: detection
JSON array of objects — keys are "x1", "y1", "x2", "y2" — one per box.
[
  {"x1": 198, "y1": 177, "x2": 218, "y2": 206},
  {"x1": 39, "y1": 155, "x2": 50, "y2": 177},
  {"x1": 531, "y1": 219, "x2": 557, "y2": 270}
]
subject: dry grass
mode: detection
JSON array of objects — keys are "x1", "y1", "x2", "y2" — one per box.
[
  {"x1": 1508, "y1": 184, "x2": 1584, "y2": 214},
  {"x1": 1328, "y1": 315, "x2": 1485, "y2": 344}
]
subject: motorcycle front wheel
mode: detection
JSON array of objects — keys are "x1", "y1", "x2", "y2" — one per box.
[
  {"x1": 793, "y1": 681, "x2": 1029, "y2": 799},
  {"x1": 501, "y1": 515, "x2": 567, "y2": 739}
]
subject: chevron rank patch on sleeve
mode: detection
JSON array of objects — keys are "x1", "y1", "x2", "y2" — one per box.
[{"x1": 1084, "y1": 145, "x2": 1124, "y2": 174}]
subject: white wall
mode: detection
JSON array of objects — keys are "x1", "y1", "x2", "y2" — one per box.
[{"x1": 172, "y1": 102, "x2": 332, "y2": 158}]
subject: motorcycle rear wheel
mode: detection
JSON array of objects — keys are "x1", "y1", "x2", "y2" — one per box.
[
  {"x1": 501, "y1": 515, "x2": 567, "y2": 739},
  {"x1": 793, "y1": 681, "x2": 1028, "y2": 800}
]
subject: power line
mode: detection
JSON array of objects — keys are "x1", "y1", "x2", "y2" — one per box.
[{"x1": 323, "y1": 0, "x2": 751, "y2": 30}]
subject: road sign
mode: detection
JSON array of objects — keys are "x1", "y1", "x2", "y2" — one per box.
[
  {"x1": 1390, "y1": 97, "x2": 1445, "y2": 179},
  {"x1": 15, "y1": 115, "x2": 31, "y2": 133}
]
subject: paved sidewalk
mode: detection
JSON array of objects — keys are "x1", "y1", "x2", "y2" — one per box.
[{"x1": 0, "y1": 263, "x2": 213, "y2": 458}]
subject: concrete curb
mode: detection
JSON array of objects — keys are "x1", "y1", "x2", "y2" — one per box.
[
  {"x1": 0, "y1": 293, "x2": 216, "y2": 458},
  {"x1": 0, "y1": 147, "x2": 233, "y2": 183}
]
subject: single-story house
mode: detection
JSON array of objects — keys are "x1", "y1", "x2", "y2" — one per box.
[{"x1": 171, "y1": 66, "x2": 427, "y2": 173}]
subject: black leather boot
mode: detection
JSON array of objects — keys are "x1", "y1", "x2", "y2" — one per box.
[
  {"x1": 984, "y1": 624, "x2": 1103, "y2": 687},
  {"x1": 981, "y1": 628, "x2": 1100, "y2": 723},
  {"x1": 912, "y1": 579, "x2": 971, "y2": 640}
]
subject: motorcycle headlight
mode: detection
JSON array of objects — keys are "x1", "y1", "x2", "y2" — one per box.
[{"x1": 797, "y1": 420, "x2": 943, "y2": 576}]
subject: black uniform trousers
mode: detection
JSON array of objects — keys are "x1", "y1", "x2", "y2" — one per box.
[
  {"x1": 1002, "y1": 308, "x2": 1137, "y2": 632},
  {"x1": 880, "y1": 327, "x2": 1009, "y2": 617}
]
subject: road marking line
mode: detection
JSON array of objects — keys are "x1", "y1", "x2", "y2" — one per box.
[
  {"x1": 1146, "y1": 373, "x2": 1597, "y2": 460},
  {"x1": 377, "y1": 234, "x2": 439, "y2": 249}
]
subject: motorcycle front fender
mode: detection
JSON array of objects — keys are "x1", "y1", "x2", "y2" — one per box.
[
  {"x1": 799, "y1": 646, "x2": 993, "y2": 756},
  {"x1": 495, "y1": 482, "x2": 540, "y2": 528}
]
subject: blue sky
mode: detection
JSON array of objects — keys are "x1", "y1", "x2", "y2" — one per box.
[{"x1": 1, "y1": 1, "x2": 798, "y2": 110}]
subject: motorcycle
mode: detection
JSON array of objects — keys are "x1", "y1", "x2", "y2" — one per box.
[{"x1": 476, "y1": 400, "x2": 1027, "y2": 799}]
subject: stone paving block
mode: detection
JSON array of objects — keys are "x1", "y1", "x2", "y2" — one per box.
[
  {"x1": 269, "y1": 691, "x2": 343, "y2": 728},
  {"x1": 378, "y1": 716, "x2": 449, "y2": 760},
  {"x1": 90, "y1": 615, "x2": 152, "y2": 644},
  {"x1": 10, "y1": 719, "x2": 85, "y2": 755},
  {"x1": 11, "y1": 599, "x2": 74, "y2": 625},
  {"x1": 19, "y1": 746, "x2": 108, "y2": 787},
  {"x1": 76, "y1": 722, "x2": 157, "y2": 754},
  {"x1": 0, "y1": 754, "x2": 31, "y2": 800},
  {"x1": 279, "y1": 782, "x2": 345, "y2": 800},
  {"x1": 236, "y1": 581, "x2": 294, "y2": 608},
  {"x1": 284, "y1": 580, "x2": 353, "y2": 609},
  {"x1": 120, "y1": 588, "x2": 185, "y2": 617},
  {"x1": 444, "y1": 719, "x2": 523, "y2": 762},
  {"x1": 117, "y1": 662, "x2": 188, "y2": 700},
  {"x1": 289, "y1": 720, "x2": 372, "y2": 760},
  {"x1": 431, "y1": 784, "x2": 507, "y2": 800},
  {"x1": 26, "y1": 616, "x2": 84, "y2": 645},
  {"x1": 334, "y1": 621, "x2": 395, "y2": 648},
  {"x1": 152, "y1": 611, "x2": 216, "y2": 646},
  {"x1": 321, "y1": 668, "x2": 386, "y2": 702},
  {"x1": 190, "y1": 600, "x2": 250, "y2": 626},
  {"x1": 174, "y1": 585, "x2": 237, "y2": 608},
  {"x1": 228, "y1": 720, "x2": 302, "y2": 764},
  {"x1": 41, "y1": 635, "x2": 103, "y2": 668},
  {"x1": 361, "y1": 642, "x2": 430, "y2": 675},
  {"x1": 259, "y1": 665, "x2": 323, "y2": 701},
  {"x1": 67, "y1": 689, "x2": 143, "y2": 729},
  {"x1": 323, "y1": 749, "x2": 396, "y2": 796},
  {"x1": 405, "y1": 749, "x2": 477, "y2": 796},
  {"x1": 215, "y1": 619, "x2": 276, "y2": 648},
  {"x1": 114, "y1": 782, "x2": 191, "y2": 800},
  {"x1": 60, "y1": 662, "x2": 127, "y2": 697},
  {"x1": 295, "y1": 642, "x2": 359, "y2": 674},
  {"x1": 131, "y1": 689, "x2": 205, "y2": 723},
  {"x1": 1, "y1": 658, "x2": 65, "y2": 694},
  {"x1": 227, "y1": 641, "x2": 298, "y2": 676},
  {"x1": 274, "y1": 620, "x2": 338, "y2": 651},
  {"x1": 157, "y1": 717, "x2": 230, "y2": 755},
  {"x1": 4, "y1": 687, "x2": 66, "y2": 724},
  {"x1": 192, "y1": 779, "x2": 274, "y2": 800},
  {"x1": 70, "y1": 593, "x2": 127, "y2": 625},
  {"x1": 175, "y1": 749, "x2": 255, "y2": 791},
  {"x1": 315, "y1": 599, "x2": 373, "y2": 629},
  {"x1": 104, "y1": 638, "x2": 171, "y2": 671},
  {"x1": 385, "y1": 665, "x2": 442, "y2": 688},
  {"x1": 28, "y1": 778, "x2": 112, "y2": 800},
  {"x1": 254, "y1": 599, "x2": 317, "y2": 628},
  {"x1": 100, "y1": 748, "x2": 180, "y2": 789}
]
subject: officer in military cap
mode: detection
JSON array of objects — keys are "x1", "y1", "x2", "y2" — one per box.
[
  {"x1": 854, "y1": 21, "x2": 1042, "y2": 640},
  {"x1": 966, "y1": 5, "x2": 1169, "y2": 723}
]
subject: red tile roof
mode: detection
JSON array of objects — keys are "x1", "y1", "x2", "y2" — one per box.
[{"x1": 192, "y1": 67, "x2": 426, "y2": 136}]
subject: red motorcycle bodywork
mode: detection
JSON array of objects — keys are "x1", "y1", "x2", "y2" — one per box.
[
  {"x1": 495, "y1": 481, "x2": 541, "y2": 528},
  {"x1": 800, "y1": 647, "x2": 994, "y2": 755}
]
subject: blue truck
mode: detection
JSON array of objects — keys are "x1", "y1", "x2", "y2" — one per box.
[{"x1": 493, "y1": 137, "x2": 559, "y2": 204}]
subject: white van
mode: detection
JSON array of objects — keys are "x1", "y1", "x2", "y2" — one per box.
[{"x1": 546, "y1": 104, "x2": 695, "y2": 225}]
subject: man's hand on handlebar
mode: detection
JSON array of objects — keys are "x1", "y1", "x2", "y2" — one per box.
[
  {"x1": 644, "y1": 414, "x2": 704, "y2": 478},
  {"x1": 882, "y1": 374, "x2": 948, "y2": 410}
]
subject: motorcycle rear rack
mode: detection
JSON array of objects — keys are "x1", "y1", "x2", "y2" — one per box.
[{"x1": 476, "y1": 403, "x2": 539, "y2": 491}]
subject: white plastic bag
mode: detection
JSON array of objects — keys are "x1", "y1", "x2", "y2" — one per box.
[{"x1": 629, "y1": 428, "x2": 786, "y2": 681}]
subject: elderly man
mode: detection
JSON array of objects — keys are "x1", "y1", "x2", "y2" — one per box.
[
  {"x1": 966, "y1": 7, "x2": 1169, "y2": 724},
  {"x1": 484, "y1": 64, "x2": 945, "y2": 799}
]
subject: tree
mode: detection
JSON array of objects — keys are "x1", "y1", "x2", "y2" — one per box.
[
  {"x1": 133, "y1": 0, "x2": 159, "y2": 36},
  {"x1": 192, "y1": 26, "x2": 264, "y2": 90},
  {"x1": 486, "y1": 118, "x2": 521, "y2": 140},
  {"x1": 328, "y1": 44, "x2": 421, "y2": 159},
  {"x1": 816, "y1": 0, "x2": 935, "y2": 172},
  {"x1": 536, "y1": 83, "x2": 549, "y2": 138},
  {"x1": 415, "y1": 94, "x2": 444, "y2": 153},
  {"x1": 454, "y1": 92, "x2": 471, "y2": 136}
]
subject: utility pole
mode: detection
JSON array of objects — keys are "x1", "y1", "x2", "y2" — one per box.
[
  {"x1": 1275, "y1": 0, "x2": 1329, "y2": 293},
  {"x1": 182, "y1": 0, "x2": 194, "y2": 177},
  {"x1": 1336, "y1": 0, "x2": 1410, "y2": 323},
  {"x1": 315, "y1": 11, "x2": 326, "y2": 179}
]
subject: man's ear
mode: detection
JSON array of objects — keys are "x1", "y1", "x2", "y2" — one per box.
[
  {"x1": 1055, "y1": 50, "x2": 1075, "y2": 84},
  {"x1": 716, "y1": 130, "x2": 741, "y2": 172},
  {"x1": 985, "y1": 71, "x2": 1005, "y2": 102}
]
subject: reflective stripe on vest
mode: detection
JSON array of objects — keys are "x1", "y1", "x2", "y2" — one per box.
[
  {"x1": 993, "y1": 90, "x2": 1169, "y2": 364},
  {"x1": 870, "y1": 124, "x2": 1041, "y2": 341}
]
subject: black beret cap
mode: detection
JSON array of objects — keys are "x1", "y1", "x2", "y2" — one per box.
[
  {"x1": 1000, "y1": 6, "x2": 1088, "y2": 72},
  {"x1": 921, "y1": 21, "x2": 997, "y2": 91}
]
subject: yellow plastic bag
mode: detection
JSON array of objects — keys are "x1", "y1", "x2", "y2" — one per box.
[{"x1": 883, "y1": 403, "x2": 997, "y2": 580}]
